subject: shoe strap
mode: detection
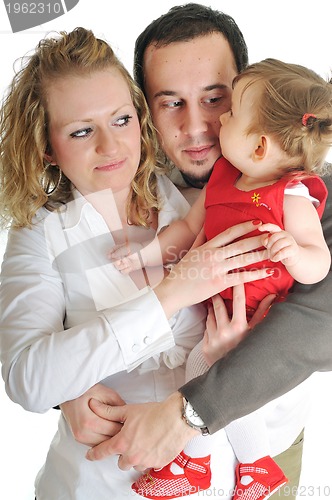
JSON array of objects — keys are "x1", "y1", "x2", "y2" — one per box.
[
  {"x1": 174, "y1": 452, "x2": 209, "y2": 474},
  {"x1": 174, "y1": 451, "x2": 190, "y2": 468},
  {"x1": 239, "y1": 464, "x2": 268, "y2": 476}
]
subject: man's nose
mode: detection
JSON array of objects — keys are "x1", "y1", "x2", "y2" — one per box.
[{"x1": 181, "y1": 105, "x2": 209, "y2": 136}]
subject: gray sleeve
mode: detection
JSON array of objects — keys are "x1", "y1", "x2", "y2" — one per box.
[{"x1": 181, "y1": 174, "x2": 332, "y2": 434}]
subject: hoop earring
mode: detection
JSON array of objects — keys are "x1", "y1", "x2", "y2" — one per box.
[{"x1": 43, "y1": 162, "x2": 62, "y2": 196}]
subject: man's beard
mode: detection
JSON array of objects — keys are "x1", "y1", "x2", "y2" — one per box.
[
  {"x1": 163, "y1": 155, "x2": 214, "y2": 189},
  {"x1": 180, "y1": 169, "x2": 212, "y2": 189}
]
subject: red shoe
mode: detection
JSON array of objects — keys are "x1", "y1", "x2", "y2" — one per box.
[
  {"x1": 132, "y1": 450, "x2": 211, "y2": 499},
  {"x1": 233, "y1": 455, "x2": 288, "y2": 500}
]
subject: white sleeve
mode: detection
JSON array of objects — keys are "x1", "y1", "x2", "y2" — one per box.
[
  {"x1": 0, "y1": 224, "x2": 174, "y2": 413},
  {"x1": 284, "y1": 181, "x2": 320, "y2": 207}
]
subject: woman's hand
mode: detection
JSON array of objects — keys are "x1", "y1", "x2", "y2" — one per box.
[
  {"x1": 155, "y1": 220, "x2": 271, "y2": 318},
  {"x1": 60, "y1": 383, "x2": 125, "y2": 447},
  {"x1": 203, "y1": 286, "x2": 277, "y2": 366}
]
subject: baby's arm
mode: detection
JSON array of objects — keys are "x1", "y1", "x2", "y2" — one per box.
[
  {"x1": 260, "y1": 194, "x2": 331, "y2": 284},
  {"x1": 113, "y1": 188, "x2": 206, "y2": 273}
]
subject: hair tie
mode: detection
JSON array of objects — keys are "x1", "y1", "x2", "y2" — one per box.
[{"x1": 302, "y1": 113, "x2": 317, "y2": 127}]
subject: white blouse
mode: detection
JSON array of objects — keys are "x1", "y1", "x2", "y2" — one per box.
[{"x1": 0, "y1": 174, "x2": 312, "y2": 499}]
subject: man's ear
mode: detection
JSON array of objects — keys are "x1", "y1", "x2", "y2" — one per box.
[{"x1": 253, "y1": 135, "x2": 268, "y2": 161}]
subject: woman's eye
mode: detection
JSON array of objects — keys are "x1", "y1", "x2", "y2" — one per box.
[
  {"x1": 115, "y1": 115, "x2": 132, "y2": 127},
  {"x1": 70, "y1": 127, "x2": 93, "y2": 138}
]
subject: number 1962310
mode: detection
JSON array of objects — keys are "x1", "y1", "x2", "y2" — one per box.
[{"x1": 5, "y1": 2, "x2": 62, "y2": 14}]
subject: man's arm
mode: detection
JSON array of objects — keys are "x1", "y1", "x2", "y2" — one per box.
[
  {"x1": 86, "y1": 392, "x2": 198, "y2": 469},
  {"x1": 85, "y1": 177, "x2": 332, "y2": 468},
  {"x1": 84, "y1": 287, "x2": 276, "y2": 468},
  {"x1": 182, "y1": 175, "x2": 332, "y2": 433}
]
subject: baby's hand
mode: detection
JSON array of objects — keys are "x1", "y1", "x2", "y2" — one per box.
[
  {"x1": 259, "y1": 223, "x2": 300, "y2": 266},
  {"x1": 109, "y1": 243, "x2": 144, "y2": 274}
]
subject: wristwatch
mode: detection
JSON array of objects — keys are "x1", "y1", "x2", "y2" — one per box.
[{"x1": 182, "y1": 397, "x2": 209, "y2": 435}]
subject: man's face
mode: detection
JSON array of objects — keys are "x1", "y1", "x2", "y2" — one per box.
[{"x1": 143, "y1": 33, "x2": 238, "y2": 187}]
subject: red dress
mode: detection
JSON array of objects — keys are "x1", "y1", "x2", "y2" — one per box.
[{"x1": 204, "y1": 157, "x2": 328, "y2": 318}]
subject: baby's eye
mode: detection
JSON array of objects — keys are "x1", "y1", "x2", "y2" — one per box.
[{"x1": 70, "y1": 127, "x2": 93, "y2": 138}]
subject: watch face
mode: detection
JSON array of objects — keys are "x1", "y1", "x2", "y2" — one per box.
[{"x1": 186, "y1": 401, "x2": 205, "y2": 427}]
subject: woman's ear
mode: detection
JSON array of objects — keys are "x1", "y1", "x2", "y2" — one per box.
[
  {"x1": 253, "y1": 135, "x2": 268, "y2": 161},
  {"x1": 44, "y1": 153, "x2": 55, "y2": 165}
]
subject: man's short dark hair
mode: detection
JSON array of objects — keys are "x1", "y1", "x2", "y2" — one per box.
[{"x1": 134, "y1": 2, "x2": 248, "y2": 93}]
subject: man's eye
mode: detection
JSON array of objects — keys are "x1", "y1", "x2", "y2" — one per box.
[
  {"x1": 204, "y1": 96, "x2": 225, "y2": 106},
  {"x1": 70, "y1": 127, "x2": 93, "y2": 138},
  {"x1": 163, "y1": 100, "x2": 183, "y2": 108}
]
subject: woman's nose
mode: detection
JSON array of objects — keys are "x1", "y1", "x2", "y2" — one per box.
[{"x1": 96, "y1": 130, "x2": 118, "y2": 156}]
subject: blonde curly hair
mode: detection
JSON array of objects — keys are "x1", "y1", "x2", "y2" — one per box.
[
  {"x1": 235, "y1": 58, "x2": 332, "y2": 177},
  {"x1": 0, "y1": 27, "x2": 164, "y2": 229}
]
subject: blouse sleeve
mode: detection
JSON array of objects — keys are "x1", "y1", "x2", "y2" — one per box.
[{"x1": 0, "y1": 221, "x2": 174, "y2": 413}]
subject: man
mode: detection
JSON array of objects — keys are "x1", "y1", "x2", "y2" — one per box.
[
  {"x1": 133, "y1": 2, "x2": 247, "y2": 194},
  {"x1": 64, "y1": 4, "x2": 332, "y2": 499}
]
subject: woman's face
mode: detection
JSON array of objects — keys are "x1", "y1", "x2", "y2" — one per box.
[{"x1": 46, "y1": 69, "x2": 141, "y2": 196}]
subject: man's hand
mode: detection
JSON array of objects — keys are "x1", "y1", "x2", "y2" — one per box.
[
  {"x1": 203, "y1": 286, "x2": 276, "y2": 365},
  {"x1": 60, "y1": 383, "x2": 125, "y2": 447},
  {"x1": 248, "y1": 291, "x2": 277, "y2": 329},
  {"x1": 86, "y1": 392, "x2": 197, "y2": 470},
  {"x1": 203, "y1": 286, "x2": 248, "y2": 365}
]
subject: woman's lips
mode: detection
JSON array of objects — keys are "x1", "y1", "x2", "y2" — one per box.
[{"x1": 95, "y1": 160, "x2": 125, "y2": 171}]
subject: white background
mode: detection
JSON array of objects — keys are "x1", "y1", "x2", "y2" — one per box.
[{"x1": 0, "y1": 1, "x2": 332, "y2": 498}]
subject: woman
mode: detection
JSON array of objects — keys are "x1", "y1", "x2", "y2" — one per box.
[{"x1": 0, "y1": 28, "x2": 269, "y2": 499}]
